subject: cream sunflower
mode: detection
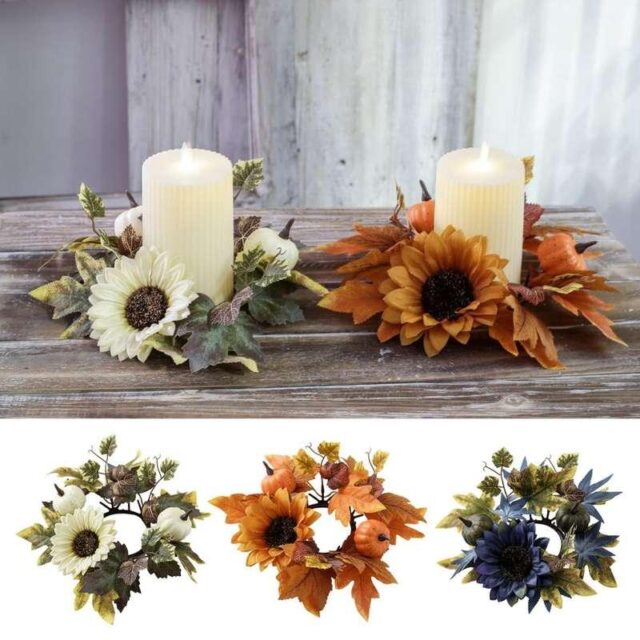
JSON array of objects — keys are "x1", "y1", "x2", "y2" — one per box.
[
  {"x1": 51, "y1": 507, "x2": 116, "y2": 576},
  {"x1": 377, "y1": 226, "x2": 508, "y2": 356},
  {"x1": 88, "y1": 246, "x2": 197, "y2": 362},
  {"x1": 235, "y1": 488, "x2": 320, "y2": 570}
]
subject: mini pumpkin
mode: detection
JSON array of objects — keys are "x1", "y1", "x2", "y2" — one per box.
[
  {"x1": 52, "y1": 484, "x2": 86, "y2": 516},
  {"x1": 354, "y1": 520, "x2": 391, "y2": 558},
  {"x1": 241, "y1": 219, "x2": 299, "y2": 271},
  {"x1": 261, "y1": 462, "x2": 297, "y2": 495},
  {"x1": 114, "y1": 205, "x2": 143, "y2": 237},
  {"x1": 407, "y1": 180, "x2": 435, "y2": 233},
  {"x1": 459, "y1": 514, "x2": 494, "y2": 546},
  {"x1": 556, "y1": 503, "x2": 590, "y2": 533},
  {"x1": 157, "y1": 507, "x2": 193, "y2": 541},
  {"x1": 537, "y1": 233, "x2": 596, "y2": 275}
]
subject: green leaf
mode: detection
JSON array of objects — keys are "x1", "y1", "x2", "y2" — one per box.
[
  {"x1": 17, "y1": 524, "x2": 51, "y2": 550},
  {"x1": 173, "y1": 541, "x2": 204, "y2": 581},
  {"x1": 177, "y1": 295, "x2": 263, "y2": 372},
  {"x1": 74, "y1": 580, "x2": 89, "y2": 611},
  {"x1": 92, "y1": 592, "x2": 116, "y2": 625},
  {"x1": 160, "y1": 458, "x2": 179, "y2": 482},
  {"x1": 137, "y1": 461, "x2": 157, "y2": 492},
  {"x1": 100, "y1": 435, "x2": 117, "y2": 457},
  {"x1": 587, "y1": 556, "x2": 617, "y2": 588},
  {"x1": 30, "y1": 250, "x2": 107, "y2": 339},
  {"x1": 247, "y1": 281, "x2": 304, "y2": 326},
  {"x1": 41, "y1": 505, "x2": 60, "y2": 528},
  {"x1": 81, "y1": 543, "x2": 129, "y2": 596},
  {"x1": 232, "y1": 158, "x2": 264, "y2": 194},
  {"x1": 234, "y1": 246, "x2": 266, "y2": 288},
  {"x1": 549, "y1": 567, "x2": 597, "y2": 597},
  {"x1": 508, "y1": 463, "x2": 575, "y2": 514},
  {"x1": 78, "y1": 183, "x2": 105, "y2": 219},
  {"x1": 81, "y1": 460, "x2": 101, "y2": 484},
  {"x1": 37, "y1": 547, "x2": 53, "y2": 566},
  {"x1": 141, "y1": 527, "x2": 163, "y2": 551},
  {"x1": 437, "y1": 493, "x2": 498, "y2": 529},
  {"x1": 557, "y1": 453, "x2": 579, "y2": 469},
  {"x1": 143, "y1": 334, "x2": 187, "y2": 365},
  {"x1": 491, "y1": 448, "x2": 513, "y2": 468},
  {"x1": 477, "y1": 476, "x2": 501, "y2": 497}
]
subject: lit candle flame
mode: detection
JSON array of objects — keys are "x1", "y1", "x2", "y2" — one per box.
[
  {"x1": 180, "y1": 142, "x2": 194, "y2": 170},
  {"x1": 479, "y1": 142, "x2": 490, "y2": 163}
]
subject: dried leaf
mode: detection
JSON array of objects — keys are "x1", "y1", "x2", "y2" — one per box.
[
  {"x1": 209, "y1": 494, "x2": 260, "y2": 524},
  {"x1": 117, "y1": 224, "x2": 142, "y2": 257},
  {"x1": 336, "y1": 249, "x2": 391, "y2": 275},
  {"x1": 278, "y1": 564, "x2": 334, "y2": 616},
  {"x1": 317, "y1": 223, "x2": 409, "y2": 256},
  {"x1": 368, "y1": 492, "x2": 426, "y2": 542},
  {"x1": 208, "y1": 287, "x2": 253, "y2": 326},
  {"x1": 318, "y1": 280, "x2": 385, "y2": 324},
  {"x1": 370, "y1": 450, "x2": 389, "y2": 473},
  {"x1": 317, "y1": 442, "x2": 340, "y2": 462},
  {"x1": 523, "y1": 203, "x2": 544, "y2": 237},
  {"x1": 522, "y1": 156, "x2": 535, "y2": 185},
  {"x1": 508, "y1": 283, "x2": 546, "y2": 306}
]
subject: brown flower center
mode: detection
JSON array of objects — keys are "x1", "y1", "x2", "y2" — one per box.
[
  {"x1": 264, "y1": 516, "x2": 297, "y2": 547},
  {"x1": 72, "y1": 530, "x2": 100, "y2": 557},
  {"x1": 500, "y1": 545, "x2": 533, "y2": 581},
  {"x1": 125, "y1": 286, "x2": 168, "y2": 329},
  {"x1": 421, "y1": 270, "x2": 474, "y2": 320}
]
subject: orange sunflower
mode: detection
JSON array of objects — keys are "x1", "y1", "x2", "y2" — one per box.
[
  {"x1": 234, "y1": 488, "x2": 320, "y2": 570},
  {"x1": 377, "y1": 226, "x2": 509, "y2": 356}
]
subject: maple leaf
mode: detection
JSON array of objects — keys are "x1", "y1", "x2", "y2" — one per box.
[
  {"x1": 30, "y1": 250, "x2": 108, "y2": 339},
  {"x1": 522, "y1": 156, "x2": 535, "y2": 185},
  {"x1": 247, "y1": 281, "x2": 304, "y2": 326},
  {"x1": 277, "y1": 564, "x2": 334, "y2": 616},
  {"x1": 292, "y1": 449, "x2": 319, "y2": 476},
  {"x1": 489, "y1": 296, "x2": 563, "y2": 369},
  {"x1": 437, "y1": 493, "x2": 498, "y2": 529},
  {"x1": 318, "y1": 280, "x2": 385, "y2": 324},
  {"x1": 176, "y1": 294, "x2": 263, "y2": 372},
  {"x1": 317, "y1": 223, "x2": 410, "y2": 256},
  {"x1": 334, "y1": 550, "x2": 396, "y2": 621},
  {"x1": 328, "y1": 459, "x2": 385, "y2": 526},
  {"x1": 209, "y1": 494, "x2": 260, "y2": 524},
  {"x1": 317, "y1": 441, "x2": 340, "y2": 462},
  {"x1": 368, "y1": 493, "x2": 426, "y2": 543},
  {"x1": 370, "y1": 450, "x2": 389, "y2": 473}
]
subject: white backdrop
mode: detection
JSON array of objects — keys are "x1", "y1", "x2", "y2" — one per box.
[{"x1": 3, "y1": 419, "x2": 638, "y2": 638}]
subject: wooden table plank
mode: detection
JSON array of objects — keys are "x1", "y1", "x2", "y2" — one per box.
[{"x1": 1, "y1": 199, "x2": 638, "y2": 417}]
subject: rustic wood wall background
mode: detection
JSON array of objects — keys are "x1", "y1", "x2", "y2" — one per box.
[{"x1": 1, "y1": 0, "x2": 639, "y2": 257}]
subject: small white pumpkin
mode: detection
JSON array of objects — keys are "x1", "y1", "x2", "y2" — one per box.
[
  {"x1": 114, "y1": 206, "x2": 143, "y2": 237},
  {"x1": 241, "y1": 219, "x2": 299, "y2": 271},
  {"x1": 157, "y1": 507, "x2": 192, "y2": 541},
  {"x1": 52, "y1": 484, "x2": 86, "y2": 515}
]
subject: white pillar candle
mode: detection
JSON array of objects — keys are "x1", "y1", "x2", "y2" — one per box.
[
  {"x1": 435, "y1": 144, "x2": 524, "y2": 283},
  {"x1": 142, "y1": 144, "x2": 234, "y2": 303}
]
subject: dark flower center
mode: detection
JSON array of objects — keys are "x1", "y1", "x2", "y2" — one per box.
[
  {"x1": 264, "y1": 516, "x2": 298, "y2": 547},
  {"x1": 125, "y1": 286, "x2": 168, "y2": 329},
  {"x1": 421, "y1": 270, "x2": 474, "y2": 321},
  {"x1": 500, "y1": 545, "x2": 533, "y2": 581},
  {"x1": 72, "y1": 530, "x2": 100, "y2": 557}
]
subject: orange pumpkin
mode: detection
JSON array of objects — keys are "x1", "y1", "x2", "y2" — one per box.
[
  {"x1": 354, "y1": 520, "x2": 391, "y2": 558},
  {"x1": 538, "y1": 233, "x2": 592, "y2": 275},
  {"x1": 261, "y1": 462, "x2": 296, "y2": 494},
  {"x1": 407, "y1": 180, "x2": 435, "y2": 233}
]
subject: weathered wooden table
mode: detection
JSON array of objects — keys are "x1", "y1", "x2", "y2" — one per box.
[{"x1": 1, "y1": 195, "x2": 639, "y2": 417}]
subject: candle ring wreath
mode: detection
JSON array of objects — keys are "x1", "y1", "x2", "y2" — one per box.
[
  {"x1": 29, "y1": 158, "x2": 327, "y2": 373},
  {"x1": 211, "y1": 442, "x2": 427, "y2": 620},
  {"x1": 17, "y1": 435, "x2": 208, "y2": 624},
  {"x1": 438, "y1": 448, "x2": 620, "y2": 612},
  {"x1": 317, "y1": 157, "x2": 626, "y2": 368}
]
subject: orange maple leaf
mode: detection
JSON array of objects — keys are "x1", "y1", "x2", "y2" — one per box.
[
  {"x1": 336, "y1": 249, "x2": 392, "y2": 276},
  {"x1": 209, "y1": 493, "x2": 260, "y2": 524},
  {"x1": 265, "y1": 454, "x2": 314, "y2": 492},
  {"x1": 317, "y1": 223, "x2": 410, "y2": 256},
  {"x1": 489, "y1": 296, "x2": 563, "y2": 369},
  {"x1": 334, "y1": 552, "x2": 396, "y2": 620},
  {"x1": 278, "y1": 564, "x2": 334, "y2": 616},
  {"x1": 367, "y1": 492, "x2": 427, "y2": 543},
  {"x1": 318, "y1": 280, "x2": 385, "y2": 325},
  {"x1": 328, "y1": 458, "x2": 386, "y2": 526}
]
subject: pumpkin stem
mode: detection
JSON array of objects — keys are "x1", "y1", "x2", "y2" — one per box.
[
  {"x1": 279, "y1": 218, "x2": 295, "y2": 240},
  {"x1": 263, "y1": 461, "x2": 274, "y2": 476},
  {"x1": 575, "y1": 240, "x2": 597, "y2": 255},
  {"x1": 126, "y1": 191, "x2": 139, "y2": 208},
  {"x1": 54, "y1": 484, "x2": 65, "y2": 497},
  {"x1": 378, "y1": 534, "x2": 390, "y2": 542},
  {"x1": 419, "y1": 180, "x2": 431, "y2": 202},
  {"x1": 180, "y1": 508, "x2": 195, "y2": 522},
  {"x1": 458, "y1": 516, "x2": 473, "y2": 528}
]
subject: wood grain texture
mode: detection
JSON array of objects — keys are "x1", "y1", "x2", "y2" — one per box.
[
  {"x1": 247, "y1": 0, "x2": 483, "y2": 208},
  {"x1": 0, "y1": 198, "x2": 638, "y2": 417},
  {"x1": 125, "y1": 0, "x2": 249, "y2": 190}
]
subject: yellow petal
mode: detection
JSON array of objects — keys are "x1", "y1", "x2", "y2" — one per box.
[
  {"x1": 400, "y1": 323, "x2": 424, "y2": 345},
  {"x1": 384, "y1": 287, "x2": 421, "y2": 310},
  {"x1": 387, "y1": 266, "x2": 416, "y2": 288}
]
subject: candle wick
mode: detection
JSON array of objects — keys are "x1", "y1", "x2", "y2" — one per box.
[{"x1": 479, "y1": 142, "x2": 490, "y2": 163}]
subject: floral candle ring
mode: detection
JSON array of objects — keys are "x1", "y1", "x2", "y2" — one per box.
[
  {"x1": 211, "y1": 442, "x2": 427, "y2": 620},
  {"x1": 438, "y1": 448, "x2": 621, "y2": 612},
  {"x1": 18, "y1": 435, "x2": 208, "y2": 624}
]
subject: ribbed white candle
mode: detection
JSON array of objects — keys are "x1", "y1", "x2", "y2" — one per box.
[
  {"x1": 435, "y1": 145, "x2": 524, "y2": 283},
  {"x1": 142, "y1": 146, "x2": 234, "y2": 303}
]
